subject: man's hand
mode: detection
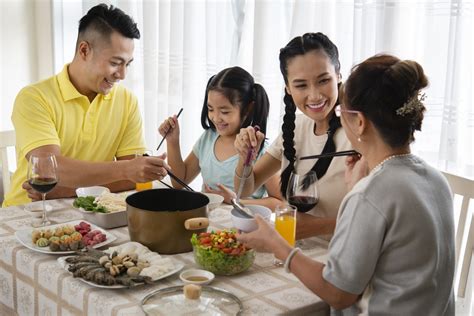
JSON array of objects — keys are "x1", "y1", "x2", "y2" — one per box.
[
  {"x1": 22, "y1": 181, "x2": 77, "y2": 201},
  {"x1": 125, "y1": 153, "x2": 170, "y2": 183},
  {"x1": 22, "y1": 181, "x2": 42, "y2": 201}
]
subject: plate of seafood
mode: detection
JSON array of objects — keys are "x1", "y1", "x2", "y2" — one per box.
[
  {"x1": 15, "y1": 220, "x2": 116, "y2": 255},
  {"x1": 57, "y1": 242, "x2": 184, "y2": 288}
]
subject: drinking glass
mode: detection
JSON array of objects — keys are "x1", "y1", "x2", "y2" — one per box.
[
  {"x1": 274, "y1": 204, "x2": 297, "y2": 266},
  {"x1": 286, "y1": 170, "x2": 319, "y2": 213},
  {"x1": 136, "y1": 150, "x2": 153, "y2": 191},
  {"x1": 27, "y1": 152, "x2": 59, "y2": 227},
  {"x1": 286, "y1": 170, "x2": 319, "y2": 248}
]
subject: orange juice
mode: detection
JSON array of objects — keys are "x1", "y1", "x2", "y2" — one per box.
[
  {"x1": 136, "y1": 181, "x2": 153, "y2": 191},
  {"x1": 275, "y1": 214, "x2": 296, "y2": 246}
]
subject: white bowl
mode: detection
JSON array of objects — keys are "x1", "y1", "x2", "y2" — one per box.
[
  {"x1": 203, "y1": 193, "x2": 224, "y2": 210},
  {"x1": 76, "y1": 186, "x2": 110, "y2": 197},
  {"x1": 231, "y1": 204, "x2": 272, "y2": 232},
  {"x1": 179, "y1": 269, "x2": 215, "y2": 285}
]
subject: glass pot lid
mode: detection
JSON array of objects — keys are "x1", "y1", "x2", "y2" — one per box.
[{"x1": 141, "y1": 285, "x2": 243, "y2": 316}]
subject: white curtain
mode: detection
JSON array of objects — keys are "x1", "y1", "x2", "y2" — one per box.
[{"x1": 0, "y1": 0, "x2": 472, "y2": 179}]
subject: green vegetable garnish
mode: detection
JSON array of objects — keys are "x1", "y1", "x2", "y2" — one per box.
[{"x1": 73, "y1": 196, "x2": 108, "y2": 213}]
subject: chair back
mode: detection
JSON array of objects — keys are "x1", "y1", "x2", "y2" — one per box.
[
  {"x1": 442, "y1": 171, "x2": 474, "y2": 298},
  {"x1": 0, "y1": 130, "x2": 16, "y2": 196}
]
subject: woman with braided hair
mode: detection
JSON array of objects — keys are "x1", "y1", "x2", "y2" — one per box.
[
  {"x1": 236, "y1": 54, "x2": 454, "y2": 314},
  {"x1": 234, "y1": 32, "x2": 352, "y2": 239}
]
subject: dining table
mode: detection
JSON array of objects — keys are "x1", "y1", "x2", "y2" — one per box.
[{"x1": 0, "y1": 197, "x2": 330, "y2": 316}]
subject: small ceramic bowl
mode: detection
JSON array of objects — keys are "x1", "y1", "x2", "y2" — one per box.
[
  {"x1": 231, "y1": 204, "x2": 272, "y2": 232},
  {"x1": 203, "y1": 193, "x2": 224, "y2": 210},
  {"x1": 76, "y1": 186, "x2": 110, "y2": 197},
  {"x1": 179, "y1": 269, "x2": 215, "y2": 285}
]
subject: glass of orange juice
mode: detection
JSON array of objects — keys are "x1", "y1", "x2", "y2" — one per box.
[
  {"x1": 274, "y1": 204, "x2": 297, "y2": 266},
  {"x1": 135, "y1": 150, "x2": 153, "y2": 191}
]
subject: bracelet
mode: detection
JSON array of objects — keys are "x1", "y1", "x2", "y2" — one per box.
[
  {"x1": 284, "y1": 247, "x2": 301, "y2": 273},
  {"x1": 234, "y1": 167, "x2": 252, "y2": 179}
]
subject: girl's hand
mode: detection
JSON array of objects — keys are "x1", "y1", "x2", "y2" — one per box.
[
  {"x1": 236, "y1": 214, "x2": 286, "y2": 253},
  {"x1": 344, "y1": 155, "x2": 369, "y2": 191},
  {"x1": 158, "y1": 115, "x2": 180, "y2": 144},
  {"x1": 203, "y1": 183, "x2": 236, "y2": 204},
  {"x1": 234, "y1": 126, "x2": 265, "y2": 162}
]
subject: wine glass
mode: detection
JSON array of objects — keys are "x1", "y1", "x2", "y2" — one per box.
[
  {"x1": 27, "y1": 153, "x2": 59, "y2": 227},
  {"x1": 286, "y1": 170, "x2": 319, "y2": 249},
  {"x1": 286, "y1": 170, "x2": 319, "y2": 213}
]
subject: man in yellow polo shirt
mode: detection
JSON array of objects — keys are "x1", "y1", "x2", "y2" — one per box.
[{"x1": 3, "y1": 4, "x2": 168, "y2": 206}]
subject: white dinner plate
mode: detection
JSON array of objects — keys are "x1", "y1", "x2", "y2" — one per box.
[
  {"x1": 57, "y1": 257, "x2": 184, "y2": 289},
  {"x1": 14, "y1": 220, "x2": 116, "y2": 255}
]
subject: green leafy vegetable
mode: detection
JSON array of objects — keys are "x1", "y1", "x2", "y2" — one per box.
[{"x1": 73, "y1": 196, "x2": 108, "y2": 213}]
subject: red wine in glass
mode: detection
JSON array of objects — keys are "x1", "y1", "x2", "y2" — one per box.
[
  {"x1": 286, "y1": 170, "x2": 319, "y2": 214},
  {"x1": 28, "y1": 177, "x2": 58, "y2": 193},
  {"x1": 27, "y1": 153, "x2": 59, "y2": 227},
  {"x1": 288, "y1": 195, "x2": 319, "y2": 213}
]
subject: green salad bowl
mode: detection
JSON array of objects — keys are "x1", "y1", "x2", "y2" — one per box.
[{"x1": 192, "y1": 245, "x2": 255, "y2": 276}]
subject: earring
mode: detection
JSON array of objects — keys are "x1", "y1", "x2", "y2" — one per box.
[{"x1": 357, "y1": 136, "x2": 361, "y2": 142}]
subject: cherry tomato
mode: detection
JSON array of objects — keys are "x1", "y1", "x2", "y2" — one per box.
[{"x1": 200, "y1": 237, "x2": 211, "y2": 244}]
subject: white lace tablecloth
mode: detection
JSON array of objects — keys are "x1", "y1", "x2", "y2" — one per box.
[{"x1": 0, "y1": 199, "x2": 329, "y2": 315}]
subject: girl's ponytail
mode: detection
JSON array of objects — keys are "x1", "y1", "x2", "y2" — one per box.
[{"x1": 251, "y1": 83, "x2": 270, "y2": 153}]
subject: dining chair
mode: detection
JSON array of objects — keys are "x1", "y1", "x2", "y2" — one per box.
[
  {"x1": 442, "y1": 171, "x2": 474, "y2": 298},
  {"x1": 0, "y1": 130, "x2": 16, "y2": 198}
]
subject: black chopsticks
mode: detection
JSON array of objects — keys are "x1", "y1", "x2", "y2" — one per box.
[
  {"x1": 299, "y1": 150, "x2": 359, "y2": 160},
  {"x1": 158, "y1": 180, "x2": 173, "y2": 189},
  {"x1": 166, "y1": 169, "x2": 195, "y2": 192},
  {"x1": 156, "y1": 108, "x2": 184, "y2": 151}
]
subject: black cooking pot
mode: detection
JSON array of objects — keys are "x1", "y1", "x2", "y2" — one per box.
[{"x1": 126, "y1": 188, "x2": 209, "y2": 254}]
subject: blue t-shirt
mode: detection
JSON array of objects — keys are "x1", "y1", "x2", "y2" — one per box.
[{"x1": 192, "y1": 129, "x2": 267, "y2": 199}]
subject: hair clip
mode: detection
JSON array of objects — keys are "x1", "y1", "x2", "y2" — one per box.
[{"x1": 396, "y1": 92, "x2": 426, "y2": 116}]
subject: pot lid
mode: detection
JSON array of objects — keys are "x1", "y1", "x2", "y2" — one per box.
[{"x1": 141, "y1": 285, "x2": 243, "y2": 315}]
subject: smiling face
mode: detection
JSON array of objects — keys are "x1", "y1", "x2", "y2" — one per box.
[
  {"x1": 285, "y1": 49, "x2": 340, "y2": 132},
  {"x1": 207, "y1": 90, "x2": 242, "y2": 137},
  {"x1": 82, "y1": 31, "x2": 135, "y2": 98}
]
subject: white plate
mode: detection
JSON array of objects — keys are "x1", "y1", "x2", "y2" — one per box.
[
  {"x1": 57, "y1": 257, "x2": 184, "y2": 289},
  {"x1": 14, "y1": 220, "x2": 116, "y2": 255}
]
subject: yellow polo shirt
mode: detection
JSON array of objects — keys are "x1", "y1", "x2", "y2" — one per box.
[{"x1": 3, "y1": 64, "x2": 145, "y2": 206}]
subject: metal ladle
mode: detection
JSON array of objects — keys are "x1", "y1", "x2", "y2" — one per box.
[{"x1": 231, "y1": 198, "x2": 253, "y2": 219}]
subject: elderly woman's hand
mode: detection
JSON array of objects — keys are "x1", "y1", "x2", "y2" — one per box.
[
  {"x1": 345, "y1": 155, "x2": 369, "y2": 191},
  {"x1": 236, "y1": 214, "x2": 289, "y2": 255}
]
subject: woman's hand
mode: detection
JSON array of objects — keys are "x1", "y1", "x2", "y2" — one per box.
[
  {"x1": 236, "y1": 214, "x2": 288, "y2": 254},
  {"x1": 158, "y1": 115, "x2": 180, "y2": 144},
  {"x1": 234, "y1": 126, "x2": 265, "y2": 162},
  {"x1": 203, "y1": 183, "x2": 236, "y2": 204},
  {"x1": 344, "y1": 155, "x2": 369, "y2": 191}
]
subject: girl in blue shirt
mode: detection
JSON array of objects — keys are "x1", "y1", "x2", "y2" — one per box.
[{"x1": 159, "y1": 66, "x2": 282, "y2": 210}]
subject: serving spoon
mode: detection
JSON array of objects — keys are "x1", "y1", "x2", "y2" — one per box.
[{"x1": 231, "y1": 198, "x2": 253, "y2": 219}]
